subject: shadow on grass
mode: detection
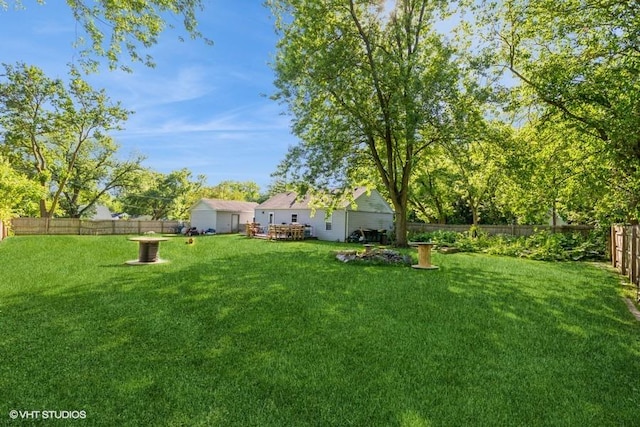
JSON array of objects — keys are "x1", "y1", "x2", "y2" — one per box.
[{"x1": 1, "y1": 237, "x2": 640, "y2": 426}]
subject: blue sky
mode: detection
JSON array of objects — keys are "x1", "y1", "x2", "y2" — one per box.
[{"x1": 0, "y1": 1, "x2": 294, "y2": 190}]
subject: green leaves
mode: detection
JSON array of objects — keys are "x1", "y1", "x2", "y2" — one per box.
[
  {"x1": 0, "y1": 63, "x2": 135, "y2": 218},
  {"x1": 3, "y1": 0, "x2": 211, "y2": 72},
  {"x1": 475, "y1": 0, "x2": 640, "y2": 221},
  {"x1": 117, "y1": 168, "x2": 205, "y2": 220},
  {"x1": 269, "y1": 0, "x2": 463, "y2": 244},
  {"x1": 0, "y1": 155, "x2": 42, "y2": 219}
]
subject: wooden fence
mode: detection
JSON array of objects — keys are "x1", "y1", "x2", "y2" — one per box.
[
  {"x1": 611, "y1": 225, "x2": 640, "y2": 300},
  {"x1": 11, "y1": 218, "x2": 183, "y2": 236},
  {"x1": 407, "y1": 223, "x2": 594, "y2": 236}
]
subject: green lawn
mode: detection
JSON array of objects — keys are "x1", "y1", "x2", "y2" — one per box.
[{"x1": 1, "y1": 235, "x2": 639, "y2": 426}]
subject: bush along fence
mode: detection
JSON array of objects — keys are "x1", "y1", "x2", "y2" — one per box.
[
  {"x1": 407, "y1": 223, "x2": 594, "y2": 236},
  {"x1": 11, "y1": 218, "x2": 184, "y2": 236},
  {"x1": 611, "y1": 225, "x2": 640, "y2": 301}
]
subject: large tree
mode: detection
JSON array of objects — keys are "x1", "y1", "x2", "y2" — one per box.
[
  {"x1": 410, "y1": 144, "x2": 458, "y2": 224},
  {"x1": 117, "y1": 168, "x2": 205, "y2": 220},
  {"x1": 268, "y1": 0, "x2": 461, "y2": 246},
  {"x1": 475, "y1": 0, "x2": 640, "y2": 222},
  {"x1": 1, "y1": 0, "x2": 211, "y2": 71},
  {"x1": 57, "y1": 137, "x2": 145, "y2": 218},
  {"x1": 440, "y1": 122, "x2": 508, "y2": 226},
  {"x1": 497, "y1": 116, "x2": 610, "y2": 225},
  {"x1": 0, "y1": 63, "x2": 133, "y2": 217}
]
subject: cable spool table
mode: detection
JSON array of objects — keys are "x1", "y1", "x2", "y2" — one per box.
[
  {"x1": 126, "y1": 237, "x2": 169, "y2": 265},
  {"x1": 409, "y1": 242, "x2": 439, "y2": 270}
]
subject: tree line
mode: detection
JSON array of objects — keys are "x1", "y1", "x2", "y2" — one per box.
[
  {"x1": 0, "y1": 63, "x2": 267, "y2": 221},
  {"x1": 1, "y1": 1, "x2": 639, "y2": 246}
]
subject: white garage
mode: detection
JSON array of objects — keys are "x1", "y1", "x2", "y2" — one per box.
[{"x1": 189, "y1": 199, "x2": 258, "y2": 234}]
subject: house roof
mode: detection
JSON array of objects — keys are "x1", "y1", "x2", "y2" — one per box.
[
  {"x1": 257, "y1": 187, "x2": 391, "y2": 212},
  {"x1": 256, "y1": 192, "x2": 313, "y2": 210},
  {"x1": 192, "y1": 199, "x2": 258, "y2": 212}
]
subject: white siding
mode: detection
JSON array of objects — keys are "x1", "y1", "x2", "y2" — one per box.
[
  {"x1": 190, "y1": 204, "x2": 216, "y2": 231},
  {"x1": 238, "y1": 211, "x2": 255, "y2": 232},
  {"x1": 254, "y1": 189, "x2": 395, "y2": 242},
  {"x1": 313, "y1": 209, "x2": 347, "y2": 241},
  {"x1": 254, "y1": 209, "x2": 302, "y2": 227},
  {"x1": 346, "y1": 211, "x2": 394, "y2": 234},
  {"x1": 190, "y1": 200, "x2": 256, "y2": 234},
  {"x1": 352, "y1": 191, "x2": 394, "y2": 214},
  {"x1": 215, "y1": 211, "x2": 232, "y2": 233},
  {"x1": 253, "y1": 208, "x2": 349, "y2": 240}
]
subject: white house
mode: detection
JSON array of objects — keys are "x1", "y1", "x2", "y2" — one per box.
[
  {"x1": 190, "y1": 199, "x2": 259, "y2": 234},
  {"x1": 254, "y1": 187, "x2": 394, "y2": 242}
]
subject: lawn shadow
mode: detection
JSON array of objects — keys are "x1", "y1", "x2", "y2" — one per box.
[{"x1": 2, "y1": 238, "x2": 640, "y2": 426}]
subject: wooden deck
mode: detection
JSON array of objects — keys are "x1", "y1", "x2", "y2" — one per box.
[{"x1": 246, "y1": 223, "x2": 310, "y2": 241}]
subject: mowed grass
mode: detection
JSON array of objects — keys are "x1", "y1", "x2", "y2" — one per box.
[{"x1": 1, "y1": 235, "x2": 639, "y2": 426}]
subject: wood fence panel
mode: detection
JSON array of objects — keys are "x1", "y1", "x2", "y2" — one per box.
[
  {"x1": 613, "y1": 226, "x2": 626, "y2": 272},
  {"x1": 48, "y1": 218, "x2": 81, "y2": 235},
  {"x1": 611, "y1": 224, "x2": 640, "y2": 301},
  {"x1": 11, "y1": 218, "x2": 183, "y2": 236},
  {"x1": 11, "y1": 218, "x2": 48, "y2": 234}
]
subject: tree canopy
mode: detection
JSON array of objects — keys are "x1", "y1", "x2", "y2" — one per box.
[
  {"x1": 269, "y1": 0, "x2": 465, "y2": 245},
  {"x1": 1, "y1": 0, "x2": 212, "y2": 71},
  {"x1": 0, "y1": 63, "x2": 141, "y2": 218},
  {"x1": 3, "y1": 0, "x2": 640, "y2": 232},
  {"x1": 475, "y1": 0, "x2": 640, "y2": 222},
  {"x1": 116, "y1": 168, "x2": 205, "y2": 220}
]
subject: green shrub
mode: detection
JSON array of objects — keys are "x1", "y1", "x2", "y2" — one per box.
[
  {"x1": 410, "y1": 230, "x2": 460, "y2": 246},
  {"x1": 407, "y1": 227, "x2": 607, "y2": 262}
]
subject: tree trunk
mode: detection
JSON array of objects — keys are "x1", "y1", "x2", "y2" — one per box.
[
  {"x1": 39, "y1": 181, "x2": 49, "y2": 217},
  {"x1": 39, "y1": 198, "x2": 49, "y2": 218},
  {"x1": 472, "y1": 206, "x2": 479, "y2": 226},
  {"x1": 393, "y1": 204, "x2": 409, "y2": 247}
]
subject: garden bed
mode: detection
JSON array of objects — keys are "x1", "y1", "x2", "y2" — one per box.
[{"x1": 335, "y1": 247, "x2": 411, "y2": 266}]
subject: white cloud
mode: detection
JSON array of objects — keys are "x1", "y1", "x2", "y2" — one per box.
[{"x1": 91, "y1": 65, "x2": 215, "y2": 109}]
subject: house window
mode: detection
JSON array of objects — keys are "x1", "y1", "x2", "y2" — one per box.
[
  {"x1": 325, "y1": 221, "x2": 332, "y2": 231},
  {"x1": 291, "y1": 214, "x2": 298, "y2": 223}
]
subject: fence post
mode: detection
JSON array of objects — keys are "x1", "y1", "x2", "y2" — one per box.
[
  {"x1": 631, "y1": 226, "x2": 637, "y2": 285},
  {"x1": 610, "y1": 227, "x2": 615, "y2": 267},
  {"x1": 622, "y1": 227, "x2": 629, "y2": 276},
  {"x1": 637, "y1": 225, "x2": 640, "y2": 302}
]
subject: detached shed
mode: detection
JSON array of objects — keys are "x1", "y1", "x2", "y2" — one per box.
[
  {"x1": 254, "y1": 187, "x2": 394, "y2": 242},
  {"x1": 190, "y1": 199, "x2": 258, "y2": 234}
]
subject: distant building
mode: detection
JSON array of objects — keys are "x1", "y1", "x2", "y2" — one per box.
[
  {"x1": 92, "y1": 204, "x2": 114, "y2": 220},
  {"x1": 189, "y1": 199, "x2": 259, "y2": 234}
]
